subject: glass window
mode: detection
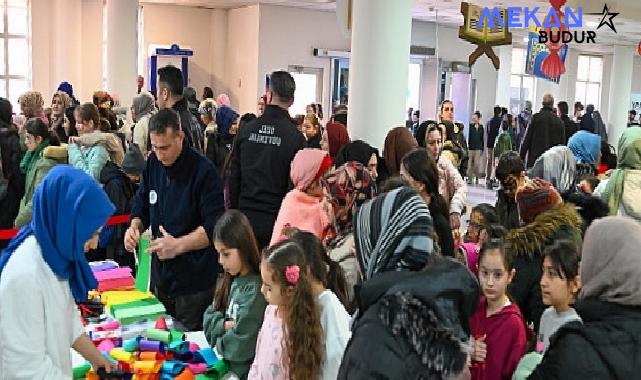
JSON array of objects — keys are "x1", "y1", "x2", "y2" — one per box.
[
  {"x1": 0, "y1": 0, "x2": 30, "y2": 109},
  {"x1": 575, "y1": 55, "x2": 602, "y2": 110},
  {"x1": 512, "y1": 47, "x2": 526, "y2": 75},
  {"x1": 510, "y1": 48, "x2": 536, "y2": 115},
  {"x1": 289, "y1": 71, "x2": 319, "y2": 116}
]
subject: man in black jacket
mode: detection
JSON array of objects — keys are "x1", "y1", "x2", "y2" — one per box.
[
  {"x1": 485, "y1": 106, "x2": 502, "y2": 189},
  {"x1": 154, "y1": 66, "x2": 203, "y2": 152},
  {"x1": 229, "y1": 71, "x2": 306, "y2": 249},
  {"x1": 579, "y1": 104, "x2": 595, "y2": 133},
  {"x1": 125, "y1": 108, "x2": 224, "y2": 331},
  {"x1": 519, "y1": 94, "x2": 565, "y2": 168},
  {"x1": 558, "y1": 101, "x2": 578, "y2": 144}
]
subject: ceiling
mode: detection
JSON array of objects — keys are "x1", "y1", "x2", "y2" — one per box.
[{"x1": 142, "y1": 0, "x2": 641, "y2": 54}]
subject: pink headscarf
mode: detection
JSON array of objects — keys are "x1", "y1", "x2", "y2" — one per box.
[
  {"x1": 216, "y1": 94, "x2": 230, "y2": 107},
  {"x1": 290, "y1": 149, "x2": 332, "y2": 191}
]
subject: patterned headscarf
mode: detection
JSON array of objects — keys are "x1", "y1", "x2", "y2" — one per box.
[
  {"x1": 527, "y1": 146, "x2": 576, "y2": 193},
  {"x1": 354, "y1": 187, "x2": 434, "y2": 280},
  {"x1": 323, "y1": 162, "x2": 376, "y2": 246},
  {"x1": 515, "y1": 178, "x2": 562, "y2": 223}
]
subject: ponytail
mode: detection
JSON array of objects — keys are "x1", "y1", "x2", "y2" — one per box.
[
  {"x1": 263, "y1": 241, "x2": 322, "y2": 380},
  {"x1": 285, "y1": 229, "x2": 350, "y2": 310}
]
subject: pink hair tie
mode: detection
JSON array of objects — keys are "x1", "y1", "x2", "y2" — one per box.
[{"x1": 284, "y1": 265, "x2": 300, "y2": 286}]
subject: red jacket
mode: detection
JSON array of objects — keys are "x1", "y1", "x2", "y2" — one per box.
[{"x1": 470, "y1": 297, "x2": 527, "y2": 380}]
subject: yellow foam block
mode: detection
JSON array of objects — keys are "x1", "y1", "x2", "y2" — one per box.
[
  {"x1": 110, "y1": 348, "x2": 134, "y2": 363},
  {"x1": 133, "y1": 360, "x2": 161, "y2": 374},
  {"x1": 101, "y1": 290, "x2": 155, "y2": 309}
]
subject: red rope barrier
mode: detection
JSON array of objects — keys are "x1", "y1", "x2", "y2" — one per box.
[{"x1": 0, "y1": 214, "x2": 132, "y2": 241}]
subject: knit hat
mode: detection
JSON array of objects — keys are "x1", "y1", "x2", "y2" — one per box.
[
  {"x1": 57, "y1": 81, "x2": 74, "y2": 99},
  {"x1": 290, "y1": 149, "x2": 332, "y2": 191},
  {"x1": 515, "y1": 178, "x2": 562, "y2": 223},
  {"x1": 121, "y1": 144, "x2": 146, "y2": 176}
]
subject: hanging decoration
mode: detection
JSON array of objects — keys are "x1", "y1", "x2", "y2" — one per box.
[
  {"x1": 637, "y1": 40, "x2": 641, "y2": 56},
  {"x1": 540, "y1": 0, "x2": 568, "y2": 80},
  {"x1": 525, "y1": 29, "x2": 568, "y2": 83},
  {"x1": 459, "y1": 2, "x2": 512, "y2": 70}
]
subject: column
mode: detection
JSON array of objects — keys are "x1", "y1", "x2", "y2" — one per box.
[
  {"x1": 494, "y1": 45, "x2": 513, "y2": 109},
  {"x1": 346, "y1": 0, "x2": 413, "y2": 149},
  {"x1": 105, "y1": 0, "x2": 138, "y2": 108},
  {"x1": 607, "y1": 45, "x2": 634, "y2": 147}
]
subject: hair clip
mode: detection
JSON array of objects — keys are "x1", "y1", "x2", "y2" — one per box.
[{"x1": 284, "y1": 265, "x2": 300, "y2": 286}]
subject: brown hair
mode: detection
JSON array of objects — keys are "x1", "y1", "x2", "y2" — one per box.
[
  {"x1": 212, "y1": 210, "x2": 261, "y2": 311},
  {"x1": 304, "y1": 113, "x2": 321, "y2": 137},
  {"x1": 263, "y1": 240, "x2": 322, "y2": 380},
  {"x1": 76, "y1": 103, "x2": 100, "y2": 130}
]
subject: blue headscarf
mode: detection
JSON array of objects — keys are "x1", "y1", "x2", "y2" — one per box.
[
  {"x1": 0, "y1": 166, "x2": 115, "y2": 303},
  {"x1": 216, "y1": 105, "x2": 239, "y2": 138},
  {"x1": 568, "y1": 130, "x2": 601, "y2": 164}
]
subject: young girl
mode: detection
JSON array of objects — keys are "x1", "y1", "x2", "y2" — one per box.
[
  {"x1": 203, "y1": 210, "x2": 267, "y2": 379},
  {"x1": 270, "y1": 149, "x2": 333, "y2": 246},
  {"x1": 458, "y1": 204, "x2": 498, "y2": 276},
  {"x1": 250, "y1": 240, "x2": 323, "y2": 380},
  {"x1": 537, "y1": 240, "x2": 581, "y2": 353},
  {"x1": 470, "y1": 235, "x2": 527, "y2": 380},
  {"x1": 286, "y1": 230, "x2": 351, "y2": 379}
]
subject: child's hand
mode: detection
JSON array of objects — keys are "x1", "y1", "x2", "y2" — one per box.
[
  {"x1": 473, "y1": 335, "x2": 487, "y2": 362},
  {"x1": 224, "y1": 320, "x2": 236, "y2": 331}
]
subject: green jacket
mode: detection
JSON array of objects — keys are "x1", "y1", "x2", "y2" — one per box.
[
  {"x1": 203, "y1": 274, "x2": 266, "y2": 379},
  {"x1": 15, "y1": 145, "x2": 68, "y2": 227},
  {"x1": 494, "y1": 131, "x2": 513, "y2": 158}
]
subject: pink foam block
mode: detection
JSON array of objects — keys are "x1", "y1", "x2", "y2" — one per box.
[
  {"x1": 97, "y1": 339, "x2": 115, "y2": 353},
  {"x1": 187, "y1": 363, "x2": 207, "y2": 374}
]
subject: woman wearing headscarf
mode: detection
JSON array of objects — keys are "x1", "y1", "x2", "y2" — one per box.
[
  {"x1": 568, "y1": 130, "x2": 602, "y2": 181},
  {"x1": 334, "y1": 140, "x2": 382, "y2": 184},
  {"x1": 216, "y1": 93, "x2": 231, "y2": 108},
  {"x1": 323, "y1": 162, "x2": 376, "y2": 302},
  {"x1": 506, "y1": 178, "x2": 583, "y2": 332},
  {"x1": 0, "y1": 166, "x2": 115, "y2": 378},
  {"x1": 383, "y1": 126, "x2": 418, "y2": 177},
  {"x1": 321, "y1": 122, "x2": 350, "y2": 160},
  {"x1": 270, "y1": 148, "x2": 333, "y2": 246},
  {"x1": 527, "y1": 145, "x2": 576, "y2": 193},
  {"x1": 339, "y1": 257, "x2": 479, "y2": 380},
  {"x1": 50, "y1": 91, "x2": 73, "y2": 143},
  {"x1": 131, "y1": 92, "x2": 156, "y2": 157},
  {"x1": 207, "y1": 104, "x2": 239, "y2": 174},
  {"x1": 354, "y1": 186, "x2": 433, "y2": 281},
  {"x1": 529, "y1": 216, "x2": 641, "y2": 379},
  {"x1": 594, "y1": 127, "x2": 641, "y2": 222}
]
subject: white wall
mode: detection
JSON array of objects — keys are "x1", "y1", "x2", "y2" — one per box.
[
  {"x1": 257, "y1": 4, "x2": 350, "y2": 118},
  {"x1": 226, "y1": 5, "x2": 259, "y2": 114},
  {"x1": 142, "y1": 4, "x2": 214, "y2": 97},
  {"x1": 210, "y1": 9, "x2": 228, "y2": 99}
]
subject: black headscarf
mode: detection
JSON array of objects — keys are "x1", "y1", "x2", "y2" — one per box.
[{"x1": 334, "y1": 140, "x2": 379, "y2": 168}]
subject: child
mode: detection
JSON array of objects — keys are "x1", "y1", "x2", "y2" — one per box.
[
  {"x1": 286, "y1": 230, "x2": 351, "y2": 379},
  {"x1": 470, "y1": 235, "x2": 527, "y2": 380},
  {"x1": 270, "y1": 149, "x2": 333, "y2": 246},
  {"x1": 250, "y1": 240, "x2": 323, "y2": 380},
  {"x1": 493, "y1": 119, "x2": 513, "y2": 161},
  {"x1": 459, "y1": 204, "x2": 498, "y2": 276},
  {"x1": 203, "y1": 210, "x2": 267, "y2": 379},
  {"x1": 537, "y1": 240, "x2": 581, "y2": 353}
]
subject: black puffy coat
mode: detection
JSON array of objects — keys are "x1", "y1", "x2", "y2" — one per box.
[
  {"x1": 0, "y1": 126, "x2": 24, "y2": 232},
  {"x1": 338, "y1": 258, "x2": 480, "y2": 380},
  {"x1": 529, "y1": 298, "x2": 641, "y2": 380}
]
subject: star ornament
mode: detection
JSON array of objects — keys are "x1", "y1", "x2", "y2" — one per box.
[{"x1": 588, "y1": 4, "x2": 619, "y2": 33}]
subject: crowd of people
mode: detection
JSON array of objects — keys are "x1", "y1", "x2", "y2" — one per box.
[{"x1": 0, "y1": 65, "x2": 641, "y2": 380}]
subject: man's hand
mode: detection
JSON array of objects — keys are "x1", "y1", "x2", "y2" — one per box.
[
  {"x1": 148, "y1": 226, "x2": 182, "y2": 260},
  {"x1": 450, "y1": 212, "x2": 461, "y2": 230},
  {"x1": 124, "y1": 218, "x2": 143, "y2": 252}
]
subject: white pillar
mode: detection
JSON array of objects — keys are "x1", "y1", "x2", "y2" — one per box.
[
  {"x1": 105, "y1": 0, "x2": 138, "y2": 108},
  {"x1": 607, "y1": 45, "x2": 634, "y2": 148},
  {"x1": 495, "y1": 45, "x2": 513, "y2": 108},
  {"x1": 346, "y1": 0, "x2": 412, "y2": 149}
]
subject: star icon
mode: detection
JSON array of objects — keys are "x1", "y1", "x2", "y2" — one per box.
[{"x1": 588, "y1": 4, "x2": 619, "y2": 33}]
